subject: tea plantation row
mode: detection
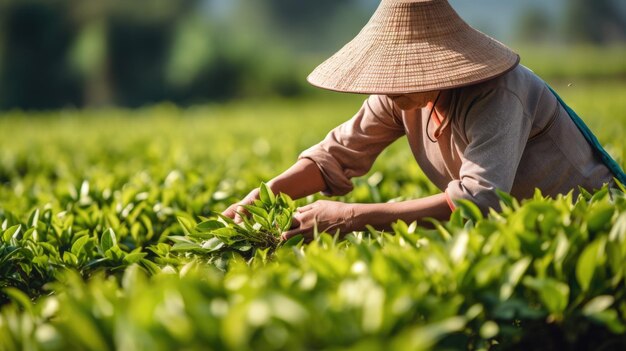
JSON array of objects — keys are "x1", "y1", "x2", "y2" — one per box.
[{"x1": 1, "y1": 84, "x2": 626, "y2": 350}]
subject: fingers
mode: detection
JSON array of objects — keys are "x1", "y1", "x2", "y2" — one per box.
[
  {"x1": 282, "y1": 211, "x2": 304, "y2": 240},
  {"x1": 233, "y1": 205, "x2": 248, "y2": 224},
  {"x1": 290, "y1": 214, "x2": 300, "y2": 229},
  {"x1": 281, "y1": 226, "x2": 306, "y2": 241},
  {"x1": 225, "y1": 193, "x2": 322, "y2": 240},
  {"x1": 223, "y1": 203, "x2": 249, "y2": 223},
  {"x1": 297, "y1": 204, "x2": 314, "y2": 213},
  {"x1": 222, "y1": 188, "x2": 261, "y2": 220},
  {"x1": 221, "y1": 204, "x2": 238, "y2": 219},
  {"x1": 282, "y1": 202, "x2": 322, "y2": 240}
]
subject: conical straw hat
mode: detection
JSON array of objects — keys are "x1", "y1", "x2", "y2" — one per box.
[{"x1": 307, "y1": 0, "x2": 520, "y2": 94}]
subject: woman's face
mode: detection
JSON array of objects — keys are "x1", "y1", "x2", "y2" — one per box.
[{"x1": 387, "y1": 91, "x2": 439, "y2": 111}]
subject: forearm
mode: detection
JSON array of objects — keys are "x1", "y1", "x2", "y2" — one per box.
[
  {"x1": 350, "y1": 193, "x2": 452, "y2": 231},
  {"x1": 267, "y1": 158, "x2": 327, "y2": 200}
]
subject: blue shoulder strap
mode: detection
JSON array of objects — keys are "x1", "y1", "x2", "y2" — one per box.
[{"x1": 546, "y1": 84, "x2": 626, "y2": 186}]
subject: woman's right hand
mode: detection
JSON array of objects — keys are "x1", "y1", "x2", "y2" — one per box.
[
  {"x1": 221, "y1": 159, "x2": 326, "y2": 223},
  {"x1": 221, "y1": 188, "x2": 260, "y2": 223}
]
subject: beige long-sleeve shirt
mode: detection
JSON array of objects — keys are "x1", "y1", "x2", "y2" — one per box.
[{"x1": 299, "y1": 65, "x2": 613, "y2": 212}]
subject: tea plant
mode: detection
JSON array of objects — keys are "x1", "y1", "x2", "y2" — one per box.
[
  {"x1": 1, "y1": 88, "x2": 626, "y2": 350},
  {"x1": 2, "y1": 186, "x2": 626, "y2": 350},
  {"x1": 172, "y1": 183, "x2": 298, "y2": 265}
]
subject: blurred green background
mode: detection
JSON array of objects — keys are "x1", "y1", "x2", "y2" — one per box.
[{"x1": 0, "y1": 0, "x2": 624, "y2": 110}]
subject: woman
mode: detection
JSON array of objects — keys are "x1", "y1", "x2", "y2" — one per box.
[{"x1": 223, "y1": 0, "x2": 622, "y2": 240}]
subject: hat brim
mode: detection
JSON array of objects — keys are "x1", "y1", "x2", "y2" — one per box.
[{"x1": 307, "y1": 0, "x2": 520, "y2": 94}]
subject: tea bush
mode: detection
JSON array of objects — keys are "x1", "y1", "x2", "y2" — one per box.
[{"x1": 1, "y1": 85, "x2": 626, "y2": 350}]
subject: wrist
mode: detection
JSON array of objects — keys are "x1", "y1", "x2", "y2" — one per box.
[
  {"x1": 266, "y1": 179, "x2": 282, "y2": 195},
  {"x1": 347, "y1": 202, "x2": 393, "y2": 232},
  {"x1": 345, "y1": 203, "x2": 365, "y2": 232}
]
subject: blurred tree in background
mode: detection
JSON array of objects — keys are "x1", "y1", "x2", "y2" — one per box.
[
  {"x1": 0, "y1": 0, "x2": 81, "y2": 109},
  {"x1": 0, "y1": 0, "x2": 624, "y2": 110},
  {"x1": 516, "y1": 7, "x2": 553, "y2": 43},
  {"x1": 252, "y1": 0, "x2": 368, "y2": 52},
  {"x1": 0, "y1": 0, "x2": 371, "y2": 109},
  {"x1": 564, "y1": 0, "x2": 626, "y2": 44},
  {"x1": 74, "y1": 0, "x2": 199, "y2": 107}
]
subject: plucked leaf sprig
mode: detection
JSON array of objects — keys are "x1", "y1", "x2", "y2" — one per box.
[{"x1": 172, "y1": 183, "x2": 296, "y2": 260}]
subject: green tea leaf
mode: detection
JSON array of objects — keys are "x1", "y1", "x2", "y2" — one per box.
[
  {"x1": 496, "y1": 189, "x2": 517, "y2": 209},
  {"x1": 500, "y1": 256, "x2": 532, "y2": 300},
  {"x1": 171, "y1": 242, "x2": 201, "y2": 252},
  {"x1": 576, "y1": 237, "x2": 606, "y2": 292},
  {"x1": 3, "y1": 287, "x2": 33, "y2": 313},
  {"x1": 169, "y1": 236, "x2": 194, "y2": 244},
  {"x1": 279, "y1": 193, "x2": 295, "y2": 209},
  {"x1": 242, "y1": 205, "x2": 268, "y2": 219},
  {"x1": 210, "y1": 227, "x2": 240, "y2": 238},
  {"x1": 582, "y1": 295, "x2": 614, "y2": 315},
  {"x1": 84, "y1": 257, "x2": 109, "y2": 269},
  {"x1": 140, "y1": 259, "x2": 161, "y2": 275},
  {"x1": 523, "y1": 277, "x2": 570, "y2": 314},
  {"x1": 590, "y1": 187, "x2": 609, "y2": 202},
  {"x1": 282, "y1": 234, "x2": 303, "y2": 247},
  {"x1": 28, "y1": 208, "x2": 40, "y2": 228},
  {"x1": 479, "y1": 321, "x2": 499, "y2": 339},
  {"x1": 449, "y1": 230, "x2": 469, "y2": 264},
  {"x1": 259, "y1": 182, "x2": 275, "y2": 206},
  {"x1": 232, "y1": 243, "x2": 252, "y2": 252},
  {"x1": 392, "y1": 316, "x2": 466, "y2": 351},
  {"x1": 196, "y1": 220, "x2": 225, "y2": 232},
  {"x1": 2, "y1": 224, "x2": 21, "y2": 242},
  {"x1": 586, "y1": 203, "x2": 614, "y2": 233},
  {"x1": 215, "y1": 212, "x2": 237, "y2": 226},
  {"x1": 71, "y1": 235, "x2": 91, "y2": 256},
  {"x1": 456, "y1": 199, "x2": 483, "y2": 222},
  {"x1": 123, "y1": 252, "x2": 148, "y2": 264},
  {"x1": 100, "y1": 228, "x2": 117, "y2": 252},
  {"x1": 202, "y1": 238, "x2": 225, "y2": 252},
  {"x1": 63, "y1": 251, "x2": 79, "y2": 266},
  {"x1": 609, "y1": 212, "x2": 626, "y2": 242},
  {"x1": 177, "y1": 217, "x2": 195, "y2": 236}
]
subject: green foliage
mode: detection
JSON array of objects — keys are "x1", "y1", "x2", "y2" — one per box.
[
  {"x1": 515, "y1": 45, "x2": 626, "y2": 82},
  {"x1": 1, "y1": 92, "x2": 626, "y2": 349},
  {"x1": 2, "y1": 187, "x2": 626, "y2": 350},
  {"x1": 171, "y1": 183, "x2": 296, "y2": 264}
]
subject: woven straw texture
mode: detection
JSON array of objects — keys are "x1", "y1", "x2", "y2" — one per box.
[{"x1": 307, "y1": 0, "x2": 520, "y2": 94}]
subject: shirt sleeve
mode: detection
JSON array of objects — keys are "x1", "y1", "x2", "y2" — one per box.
[
  {"x1": 299, "y1": 95, "x2": 405, "y2": 196},
  {"x1": 446, "y1": 88, "x2": 532, "y2": 213}
]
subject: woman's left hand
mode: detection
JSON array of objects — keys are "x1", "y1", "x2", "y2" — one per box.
[{"x1": 281, "y1": 200, "x2": 357, "y2": 241}]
